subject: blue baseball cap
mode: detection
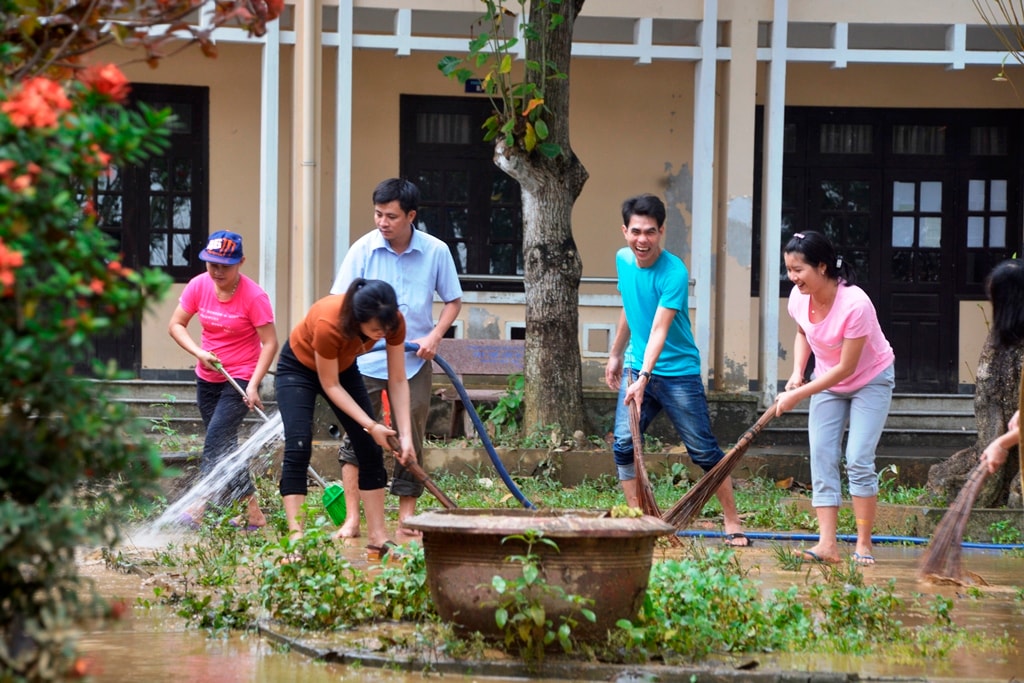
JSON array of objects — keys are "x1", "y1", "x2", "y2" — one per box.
[{"x1": 199, "y1": 230, "x2": 244, "y2": 265}]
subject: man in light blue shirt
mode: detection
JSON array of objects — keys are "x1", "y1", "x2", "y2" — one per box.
[{"x1": 331, "y1": 178, "x2": 463, "y2": 540}]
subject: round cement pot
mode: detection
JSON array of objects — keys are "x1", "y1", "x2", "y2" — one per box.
[{"x1": 402, "y1": 508, "x2": 675, "y2": 639}]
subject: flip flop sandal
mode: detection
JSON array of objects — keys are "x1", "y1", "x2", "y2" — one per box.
[
  {"x1": 723, "y1": 532, "x2": 753, "y2": 547},
  {"x1": 367, "y1": 540, "x2": 400, "y2": 561},
  {"x1": 794, "y1": 549, "x2": 841, "y2": 564},
  {"x1": 852, "y1": 552, "x2": 876, "y2": 566},
  {"x1": 228, "y1": 517, "x2": 264, "y2": 533}
]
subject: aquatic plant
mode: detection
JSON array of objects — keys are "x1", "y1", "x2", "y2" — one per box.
[{"x1": 484, "y1": 530, "x2": 596, "y2": 664}]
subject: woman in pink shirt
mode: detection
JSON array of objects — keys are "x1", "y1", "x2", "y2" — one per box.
[
  {"x1": 169, "y1": 231, "x2": 278, "y2": 530},
  {"x1": 775, "y1": 231, "x2": 895, "y2": 566}
]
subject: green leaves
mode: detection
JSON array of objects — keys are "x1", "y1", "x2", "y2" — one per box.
[
  {"x1": 435, "y1": 0, "x2": 566, "y2": 158},
  {"x1": 483, "y1": 530, "x2": 594, "y2": 665}
]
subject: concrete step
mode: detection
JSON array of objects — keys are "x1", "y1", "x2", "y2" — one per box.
[{"x1": 759, "y1": 393, "x2": 976, "y2": 451}]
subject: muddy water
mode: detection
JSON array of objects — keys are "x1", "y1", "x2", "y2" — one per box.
[{"x1": 77, "y1": 538, "x2": 1023, "y2": 682}]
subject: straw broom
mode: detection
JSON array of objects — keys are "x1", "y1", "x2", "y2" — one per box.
[
  {"x1": 919, "y1": 369, "x2": 1024, "y2": 584},
  {"x1": 661, "y1": 405, "x2": 776, "y2": 529},
  {"x1": 629, "y1": 399, "x2": 662, "y2": 518},
  {"x1": 917, "y1": 461, "x2": 990, "y2": 584}
]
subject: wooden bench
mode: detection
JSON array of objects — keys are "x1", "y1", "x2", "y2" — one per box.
[{"x1": 432, "y1": 338, "x2": 525, "y2": 438}]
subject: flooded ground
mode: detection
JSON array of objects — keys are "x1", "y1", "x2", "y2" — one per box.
[{"x1": 75, "y1": 530, "x2": 1024, "y2": 683}]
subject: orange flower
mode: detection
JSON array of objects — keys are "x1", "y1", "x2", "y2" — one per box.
[
  {"x1": 8, "y1": 174, "x2": 32, "y2": 191},
  {"x1": 78, "y1": 64, "x2": 131, "y2": 104},
  {"x1": 0, "y1": 77, "x2": 71, "y2": 128},
  {"x1": 88, "y1": 278, "x2": 105, "y2": 295},
  {"x1": 0, "y1": 159, "x2": 14, "y2": 176},
  {"x1": 89, "y1": 143, "x2": 111, "y2": 168},
  {"x1": 0, "y1": 239, "x2": 23, "y2": 297}
]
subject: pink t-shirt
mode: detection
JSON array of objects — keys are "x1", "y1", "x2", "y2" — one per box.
[
  {"x1": 788, "y1": 282, "x2": 894, "y2": 393},
  {"x1": 179, "y1": 273, "x2": 275, "y2": 383}
]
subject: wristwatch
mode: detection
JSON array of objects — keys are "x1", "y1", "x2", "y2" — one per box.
[{"x1": 638, "y1": 370, "x2": 651, "y2": 381}]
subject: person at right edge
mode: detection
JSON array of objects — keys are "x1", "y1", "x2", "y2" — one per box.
[
  {"x1": 775, "y1": 230, "x2": 895, "y2": 566},
  {"x1": 605, "y1": 193, "x2": 750, "y2": 548}
]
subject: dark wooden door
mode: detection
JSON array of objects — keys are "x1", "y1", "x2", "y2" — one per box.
[
  {"x1": 400, "y1": 95, "x2": 523, "y2": 292},
  {"x1": 880, "y1": 171, "x2": 958, "y2": 393},
  {"x1": 82, "y1": 84, "x2": 208, "y2": 376}
]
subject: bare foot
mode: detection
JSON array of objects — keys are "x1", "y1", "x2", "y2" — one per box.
[
  {"x1": 332, "y1": 522, "x2": 360, "y2": 539},
  {"x1": 396, "y1": 526, "x2": 422, "y2": 542}
]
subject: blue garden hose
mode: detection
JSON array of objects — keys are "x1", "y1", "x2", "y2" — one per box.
[
  {"x1": 370, "y1": 341, "x2": 535, "y2": 509},
  {"x1": 675, "y1": 529, "x2": 1024, "y2": 550}
]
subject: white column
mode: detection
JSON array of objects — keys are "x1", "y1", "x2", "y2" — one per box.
[
  {"x1": 259, "y1": 19, "x2": 280, "y2": 310},
  {"x1": 334, "y1": 0, "x2": 354, "y2": 272},
  {"x1": 692, "y1": 0, "x2": 718, "y2": 388},
  {"x1": 759, "y1": 0, "x2": 789, "y2": 407}
]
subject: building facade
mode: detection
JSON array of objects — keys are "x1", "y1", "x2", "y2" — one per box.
[{"x1": 97, "y1": 0, "x2": 1022, "y2": 404}]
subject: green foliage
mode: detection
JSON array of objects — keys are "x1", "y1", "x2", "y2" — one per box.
[
  {"x1": 485, "y1": 530, "x2": 595, "y2": 665},
  {"x1": 0, "y1": 1, "x2": 288, "y2": 675},
  {"x1": 437, "y1": 0, "x2": 567, "y2": 158},
  {"x1": 256, "y1": 516, "x2": 434, "y2": 630},
  {"x1": 480, "y1": 373, "x2": 525, "y2": 440},
  {"x1": 876, "y1": 464, "x2": 927, "y2": 505},
  {"x1": 0, "y1": 63, "x2": 174, "y2": 683},
  {"x1": 988, "y1": 518, "x2": 1023, "y2": 545}
]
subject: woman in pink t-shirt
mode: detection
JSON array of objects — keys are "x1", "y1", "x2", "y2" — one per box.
[
  {"x1": 775, "y1": 230, "x2": 895, "y2": 566},
  {"x1": 169, "y1": 231, "x2": 278, "y2": 530}
]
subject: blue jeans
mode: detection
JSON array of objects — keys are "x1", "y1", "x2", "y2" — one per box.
[
  {"x1": 612, "y1": 371, "x2": 724, "y2": 480},
  {"x1": 196, "y1": 376, "x2": 255, "y2": 504},
  {"x1": 808, "y1": 363, "x2": 894, "y2": 507},
  {"x1": 275, "y1": 341, "x2": 386, "y2": 497}
]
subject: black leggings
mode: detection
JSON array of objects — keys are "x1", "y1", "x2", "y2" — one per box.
[{"x1": 275, "y1": 342, "x2": 386, "y2": 496}]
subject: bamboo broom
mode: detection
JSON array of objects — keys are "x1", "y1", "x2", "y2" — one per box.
[
  {"x1": 917, "y1": 370, "x2": 1024, "y2": 584},
  {"x1": 629, "y1": 399, "x2": 662, "y2": 518},
  {"x1": 917, "y1": 461, "x2": 990, "y2": 584},
  {"x1": 661, "y1": 406, "x2": 776, "y2": 529}
]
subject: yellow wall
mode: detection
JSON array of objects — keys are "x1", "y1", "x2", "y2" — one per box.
[{"x1": 104, "y1": 9, "x2": 1019, "y2": 393}]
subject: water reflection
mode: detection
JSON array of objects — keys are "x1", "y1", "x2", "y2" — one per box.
[{"x1": 78, "y1": 540, "x2": 1023, "y2": 682}]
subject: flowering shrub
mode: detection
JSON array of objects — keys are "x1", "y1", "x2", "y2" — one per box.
[
  {"x1": 0, "y1": 1, "x2": 282, "y2": 678},
  {"x1": 0, "y1": 60, "x2": 175, "y2": 683},
  {"x1": 0, "y1": 61, "x2": 176, "y2": 679}
]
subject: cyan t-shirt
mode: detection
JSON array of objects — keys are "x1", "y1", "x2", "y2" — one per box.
[{"x1": 616, "y1": 247, "x2": 701, "y2": 377}]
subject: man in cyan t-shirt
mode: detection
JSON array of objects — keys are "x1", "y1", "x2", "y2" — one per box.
[{"x1": 605, "y1": 193, "x2": 750, "y2": 547}]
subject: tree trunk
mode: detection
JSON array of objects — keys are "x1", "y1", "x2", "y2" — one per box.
[
  {"x1": 926, "y1": 332, "x2": 1024, "y2": 507},
  {"x1": 492, "y1": 0, "x2": 589, "y2": 436}
]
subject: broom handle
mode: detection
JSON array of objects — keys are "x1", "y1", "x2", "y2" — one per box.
[
  {"x1": 212, "y1": 361, "x2": 270, "y2": 423},
  {"x1": 212, "y1": 361, "x2": 330, "y2": 489},
  {"x1": 386, "y1": 434, "x2": 458, "y2": 510}
]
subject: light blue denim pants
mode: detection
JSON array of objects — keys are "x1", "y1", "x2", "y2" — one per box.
[{"x1": 808, "y1": 363, "x2": 895, "y2": 507}]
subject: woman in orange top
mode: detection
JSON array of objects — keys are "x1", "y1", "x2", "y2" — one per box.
[{"x1": 275, "y1": 278, "x2": 415, "y2": 556}]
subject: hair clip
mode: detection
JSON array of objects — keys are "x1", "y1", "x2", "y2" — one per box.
[
  {"x1": 836, "y1": 256, "x2": 843, "y2": 268},
  {"x1": 793, "y1": 232, "x2": 805, "y2": 239}
]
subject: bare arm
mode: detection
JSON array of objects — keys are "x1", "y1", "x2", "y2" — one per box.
[
  {"x1": 315, "y1": 352, "x2": 396, "y2": 450},
  {"x1": 168, "y1": 305, "x2": 218, "y2": 370},
  {"x1": 412, "y1": 298, "x2": 462, "y2": 360},
  {"x1": 775, "y1": 335, "x2": 867, "y2": 415},
  {"x1": 385, "y1": 342, "x2": 416, "y2": 466},
  {"x1": 245, "y1": 323, "x2": 278, "y2": 410},
  {"x1": 623, "y1": 305, "x2": 676, "y2": 407},
  {"x1": 981, "y1": 410, "x2": 1020, "y2": 474},
  {"x1": 605, "y1": 309, "x2": 630, "y2": 390}
]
